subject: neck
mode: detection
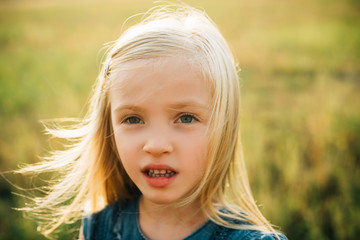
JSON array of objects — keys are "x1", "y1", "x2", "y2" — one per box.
[{"x1": 138, "y1": 196, "x2": 208, "y2": 240}]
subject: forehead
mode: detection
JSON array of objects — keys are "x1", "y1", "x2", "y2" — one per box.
[{"x1": 109, "y1": 57, "x2": 212, "y2": 107}]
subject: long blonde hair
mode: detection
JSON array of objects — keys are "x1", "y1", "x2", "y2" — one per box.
[{"x1": 17, "y1": 3, "x2": 278, "y2": 238}]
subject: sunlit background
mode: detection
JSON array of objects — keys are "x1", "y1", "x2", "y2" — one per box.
[{"x1": 0, "y1": 0, "x2": 359, "y2": 239}]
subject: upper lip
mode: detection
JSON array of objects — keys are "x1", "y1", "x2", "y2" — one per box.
[{"x1": 141, "y1": 163, "x2": 177, "y2": 173}]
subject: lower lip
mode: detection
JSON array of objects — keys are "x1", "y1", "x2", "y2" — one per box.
[{"x1": 143, "y1": 173, "x2": 177, "y2": 188}]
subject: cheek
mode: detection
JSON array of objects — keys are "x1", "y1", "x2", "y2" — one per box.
[
  {"x1": 182, "y1": 134, "x2": 209, "y2": 170},
  {"x1": 113, "y1": 131, "x2": 140, "y2": 165}
]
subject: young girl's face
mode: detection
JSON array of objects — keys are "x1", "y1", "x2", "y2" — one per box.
[{"x1": 110, "y1": 56, "x2": 211, "y2": 204}]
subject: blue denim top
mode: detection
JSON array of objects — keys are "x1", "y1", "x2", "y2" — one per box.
[{"x1": 82, "y1": 197, "x2": 287, "y2": 240}]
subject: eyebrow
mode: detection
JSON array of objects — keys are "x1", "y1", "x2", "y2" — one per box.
[
  {"x1": 113, "y1": 105, "x2": 144, "y2": 114},
  {"x1": 112, "y1": 100, "x2": 209, "y2": 114},
  {"x1": 166, "y1": 101, "x2": 210, "y2": 110}
]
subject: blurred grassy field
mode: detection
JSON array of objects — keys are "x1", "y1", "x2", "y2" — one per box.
[{"x1": 1, "y1": 0, "x2": 359, "y2": 239}]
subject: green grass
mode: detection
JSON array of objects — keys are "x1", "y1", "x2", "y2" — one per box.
[{"x1": 1, "y1": 0, "x2": 359, "y2": 239}]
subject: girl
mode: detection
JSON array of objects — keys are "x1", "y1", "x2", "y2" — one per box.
[{"x1": 19, "y1": 4, "x2": 287, "y2": 240}]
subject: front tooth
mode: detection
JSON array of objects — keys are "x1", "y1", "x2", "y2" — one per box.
[
  {"x1": 154, "y1": 169, "x2": 160, "y2": 174},
  {"x1": 160, "y1": 170, "x2": 166, "y2": 174}
]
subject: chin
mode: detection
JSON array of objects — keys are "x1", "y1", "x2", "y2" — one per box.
[{"x1": 143, "y1": 192, "x2": 182, "y2": 205}]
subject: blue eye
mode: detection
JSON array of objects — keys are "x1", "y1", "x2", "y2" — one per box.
[
  {"x1": 122, "y1": 116, "x2": 143, "y2": 124},
  {"x1": 177, "y1": 114, "x2": 198, "y2": 124}
]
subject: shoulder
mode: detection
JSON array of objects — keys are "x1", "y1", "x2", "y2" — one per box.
[
  {"x1": 228, "y1": 229, "x2": 287, "y2": 240},
  {"x1": 211, "y1": 219, "x2": 287, "y2": 240},
  {"x1": 214, "y1": 208, "x2": 287, "y2": 240},
  {"x1": 82, "y1": 198, "x2": 131, "y2": 240}
]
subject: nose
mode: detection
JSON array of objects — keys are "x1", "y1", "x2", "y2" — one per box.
[{"x1": 143, "y1": 129, "x2": 173, "y2": 156}]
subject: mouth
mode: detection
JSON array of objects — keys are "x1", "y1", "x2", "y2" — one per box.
[
  {"x1": 145, "y1": 169, "x2": 177, "y2": 178},
  {"x1": 141, "y1": 164, "x2": 178, "y2": 188}
]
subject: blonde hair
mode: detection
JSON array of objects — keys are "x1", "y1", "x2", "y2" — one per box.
[{"x1": 18, "y1": 3, "x2": 279, "y2": 238}]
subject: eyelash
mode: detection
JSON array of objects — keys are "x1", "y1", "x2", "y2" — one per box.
[
  {"x1": 121, "y1": 115, "x2": 144, "y2": 124},
  {"x1": 176, "y1": 113, "x2": 199, "y2": 124},
  {"x1": 120, "y1": 113, "x2": 199, "y2": 125}
]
